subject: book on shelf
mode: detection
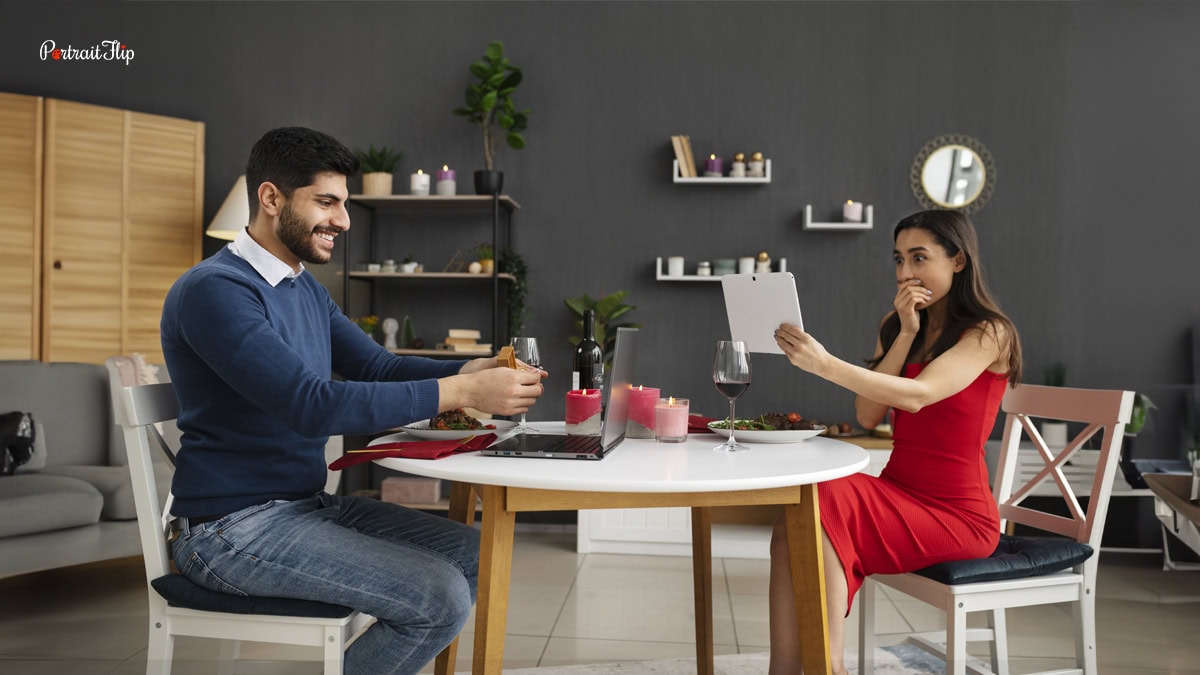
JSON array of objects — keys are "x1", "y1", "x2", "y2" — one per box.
[
  {"x1": 438, "y1": 343, "x2": 493, "y2": 353},
  {"x1": 680, "y1": 135, "x2": 697, "y2": 178},
  {"x1": 444, "y1": 336, "x2": 481, "y2": 345},
  {"x1": 446, "y1": 328, "x2": 482, "y2": 339},
  {"x1": 671, "y1": 136, "x2": 690, "y2": 178}
]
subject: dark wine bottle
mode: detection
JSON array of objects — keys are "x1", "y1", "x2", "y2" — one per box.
[{"x1": 572, "y1": 309, "x2": 604, "y2": 393}]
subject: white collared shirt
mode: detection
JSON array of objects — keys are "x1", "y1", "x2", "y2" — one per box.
[{"x1": 229, "y1": 227, "x2": 305, "y2": 287}]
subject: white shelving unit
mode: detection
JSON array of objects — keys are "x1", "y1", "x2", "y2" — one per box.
[
  {"x1": 802, "y1": 203, "x2": 873, "y2": 230},
  {"x1": 673, "y1": 159, "x2": 771, "y2": 184},
  {"x1": 654, "y1": 256, "x2": 787, "y2": 281}
]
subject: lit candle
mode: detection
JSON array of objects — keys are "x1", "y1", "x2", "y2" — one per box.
[
  {"x1": 703, "y1": 154, "x2": 723, "y2": 177},
  {"x1": 565, "y1": 389, "x2": 602, "y2": 436},
  {"x1": 625, "y1": 385, "x2": 661, "y2": 438},
  {"x1": 410, "y1": 169, "x2": 430, "y2": 196},
  {"x1": 843, "y1": 200, "x2": 864, "y2": 222},
  {"x1": 435, "y1": 164, "x2": 457, "y2": 196},
  {"x1": 654, "y1": 397, "x2": 690, "y2": 443}
]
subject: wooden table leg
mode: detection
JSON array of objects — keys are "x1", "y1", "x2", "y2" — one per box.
[
  {"x1": 785, "y1": 483, "x2": 831, "y2": 675},
  {"x1": 691, "y1": 506, "x2": 714, "y2": 675},
  {"x1": 473, "y1": 484, "x2": 516, "y2": 674},
  {"x1": 435, "y1": 482, "x2": 478, "y2": 675}
]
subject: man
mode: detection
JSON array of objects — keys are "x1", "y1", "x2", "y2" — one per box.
[{"x1": 160, "y1": 126, "x2": 545, "y2": 674}]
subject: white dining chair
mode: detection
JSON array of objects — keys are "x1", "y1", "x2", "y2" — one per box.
[
  {"x1": 858, "y1": 384, "x2": 1133, "y2": 675},
  {"x1": 114, "y1": 380, "x2": 371, "y2": 675}
]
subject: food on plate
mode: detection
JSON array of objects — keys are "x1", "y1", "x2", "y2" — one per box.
[
  {"x1": 872, "y1": 423, "x2": 893, "y2": 438},
  {"x1": 709, "y1": 412, "x2": 823, "y2": 431},
  {"x1": 430, "y1": 408, "x2": 497, "y2": 431},
  {"x1": 496, "y1": 345, "x2": 516, "y2": 369}
]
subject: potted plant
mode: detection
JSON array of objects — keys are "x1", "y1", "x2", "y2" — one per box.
[
  {"x1": 500, "y1": 248, "x2": 528, "y2": 339},
  {"x1": 564, "y1": 290, "x2": 641, "y2": 368},
  {"x1": 355, "y1": 145, "x2": 403, "y2": 196},
  {"x1": 475, "y1": 242, "x2": 495, "y2": 274},
  {"x1": 1040, "y1": 362, "x2": 1069, "y2": 447},
  {"x1": 351, "y1": 314, "x2": 379, "y2": 339},
  {"x1": 452, "y1": 40, "x2": 529, "y2": 195},
  {"x1": 1119, "y1": 392, "x2": 1158, "y2": 489}
]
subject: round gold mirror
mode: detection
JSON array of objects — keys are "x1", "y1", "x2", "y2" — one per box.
[{"x1": 910, "y1": 134, "x2": 995, "y2": 214}]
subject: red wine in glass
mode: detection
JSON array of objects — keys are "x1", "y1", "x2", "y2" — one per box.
[{"x1": 712, "y1": 340, "x2": 751, "y2": 452}]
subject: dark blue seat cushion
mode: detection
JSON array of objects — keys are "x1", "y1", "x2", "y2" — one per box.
[
  {"x1": 913, "y1": 534, "x2": 1094, "y2": 585},
  {"x1": 151, "y1": 574, "x2": 353, "y2": 618}
]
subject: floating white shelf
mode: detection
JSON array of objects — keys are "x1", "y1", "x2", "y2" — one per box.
[
  {"x1": 672, "y1": 159, "x2": 771, "y2": 184},
  {"x1": 654, "y1": 256, "x2": 787, "y2": 281},
  {"x1": 802, "y1": 204, "x2": 873, "y2": 230}
]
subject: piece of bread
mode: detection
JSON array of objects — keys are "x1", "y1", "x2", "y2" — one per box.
[{"x1": 496, "y1": 345, "x2": 517, "y2": 369}]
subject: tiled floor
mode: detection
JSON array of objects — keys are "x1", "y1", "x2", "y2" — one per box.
[{"x1": 2, "y1": 527, "x2": 1199, "y2": 674}]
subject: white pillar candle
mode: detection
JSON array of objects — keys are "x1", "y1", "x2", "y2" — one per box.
[
  {"x1": 410, "y1": 169, "x2": 430, "y2": 196},
  {"x1": 843, "y1": 200, "x2": 864, "y2": 222}
]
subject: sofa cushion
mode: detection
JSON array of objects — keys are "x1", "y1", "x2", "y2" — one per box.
[
  {"x1": 0, "y1": 474, "x2": 102, "y2": 537},
  {"x1": 913, "y1": 534, "x2": 1094, "y2": 585},
  {"x1": 40, "y1": 464, "x2": 169, "y2": 521},
  {"x1": 151, "y1": 574, "x2": 354, "y2": 618},
  {"x1": 0, "y1": 361, "x2": 110, "y2": 467}
]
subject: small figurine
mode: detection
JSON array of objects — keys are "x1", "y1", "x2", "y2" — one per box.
[
  {"x1": 755, "y1": 250, "x2": 771, "y2": 273},
  {"x1": 382, "y1": 317, "x2": 400, "y2": 350},
  {"x1": 730, "y1": 152, "x2": 747, "y2": 178},
  {"x1": 747, "y1": 151, "x2": 766, "y2": 178}
]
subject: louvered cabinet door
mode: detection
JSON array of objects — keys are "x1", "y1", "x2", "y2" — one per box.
[
  {"x1": 0, "y1": 92, "x2": 43, "y2": 360},
  {"x1": 42, "y1": 99, "x2": 125, "y2": 363},
  {"x1": 125, "y1": 111, "x2": 203, "y2": 363}
]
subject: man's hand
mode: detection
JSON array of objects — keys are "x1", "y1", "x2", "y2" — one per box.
[{"x1": 440, "y1": 365, "x2": 547, "y2": 416}]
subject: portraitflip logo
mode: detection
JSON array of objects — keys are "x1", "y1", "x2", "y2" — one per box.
[{"x1": 40, "y1": 39, "x2": 135, "y2": 65}]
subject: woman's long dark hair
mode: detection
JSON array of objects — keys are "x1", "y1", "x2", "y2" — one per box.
[{"x1": 867, "y1": 210, "x2": 1022, "y2": 386}]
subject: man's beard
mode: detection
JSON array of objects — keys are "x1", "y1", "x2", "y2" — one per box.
[{"x1": 278, "y1": 202, "x2": 332, "y2": 265}]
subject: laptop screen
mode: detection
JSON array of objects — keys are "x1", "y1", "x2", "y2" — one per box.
[{"x1": 599, "y1": 327, "x2": 638, "y2": 450}]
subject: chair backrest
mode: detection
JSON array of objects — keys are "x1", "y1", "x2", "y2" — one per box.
[
  {"x1": 114, "y1": 381, "x2": 180, "y2": 584},
  {"x1": 992, "y1": 384, "x2": 1134, "y2": 551}
]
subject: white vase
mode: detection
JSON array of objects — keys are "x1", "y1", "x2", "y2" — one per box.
[{"x1": 1041, "y1": 421, "x2": 1068, "y2": 448}]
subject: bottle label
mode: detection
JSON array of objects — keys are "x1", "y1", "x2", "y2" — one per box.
[{"x1": 572, "y1": 371, "x2": 580, "y2": 391}]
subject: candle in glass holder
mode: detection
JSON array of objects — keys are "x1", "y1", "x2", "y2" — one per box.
[
  {"x1": 565, "y1": 389, "x2": 602, "y2": 436},
  {"x1": 435, "y1": 165, "x2": 457, "y2": 196},
  {"x1": 410, "y1": 169, "x2": 430, "y2": 196},
  {"x1": 843, "y1": 200, "x2": 864, "y2": 222},
  {"x1": 703, "y1": 154, "x2": 723, "y2": 177},
  {"x1": 655, "y1": 397, "x2": 690, "y2": 443},
  {"x1": 626, "y1": 385, "x2": 660, "y2": 438}
]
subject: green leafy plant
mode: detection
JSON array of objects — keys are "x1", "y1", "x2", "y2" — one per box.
[
  {"x1": 1043, "y1": 362, "x2": 1067, "y2": 387},
  {"x1": 452, "y1": 40, "x2": 529, "y2": 171},
  {"x1": 354, "y1": 145, "x2": 403, "y2": 174},
  {"x1": 475, "y1": 241, "x2": 494, "y2": 261},
  {"x1": 564, "y1": 290, "x2": 641, "y2": 367},
  {"x1": 351, "y1": 314, "x2": 379, "y2": 335},
  {"x1": 500, "y1": 248, "x2": 528, "y2": 339},
  {"x1": 1127, "y1": 392, "x2": 1157, "y2": 435}
]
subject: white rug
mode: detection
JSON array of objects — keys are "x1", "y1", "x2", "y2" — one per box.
[{"x1": 499, "y1": 645, "x2": 960, "y2": 674}]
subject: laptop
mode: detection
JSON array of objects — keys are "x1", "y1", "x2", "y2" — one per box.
[{"x1": 482, "y1": 327, "x2": 638, "y2": 460}]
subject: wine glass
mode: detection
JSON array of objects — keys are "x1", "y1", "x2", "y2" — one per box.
[
  {"x1": 713, "y1": 340, "x2": 752, "y2": 452},
  {"x1": 510, "y1": 337, "x2": 542, "y2": 433}
]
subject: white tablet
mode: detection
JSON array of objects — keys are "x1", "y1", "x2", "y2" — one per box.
[{"x1": 720, "y1": 272, "x2": 804, "y2": 354}]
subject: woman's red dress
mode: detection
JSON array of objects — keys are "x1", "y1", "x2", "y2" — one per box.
[{"x1": 819, "y1": 363, "x2": 1008, "y2": 609}]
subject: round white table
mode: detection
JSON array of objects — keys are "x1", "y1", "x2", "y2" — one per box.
[{"x1": 374, "y1": 423, "x2": 868, "y2": 675}]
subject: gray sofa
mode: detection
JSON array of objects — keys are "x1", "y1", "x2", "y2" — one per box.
[{"x1": 0, "y1": 359, "x2": 170, "y2": 579}]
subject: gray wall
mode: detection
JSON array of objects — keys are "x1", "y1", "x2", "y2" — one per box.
[{"x1": 4, "y1": 1, "x2": 1198, "y2": 455}]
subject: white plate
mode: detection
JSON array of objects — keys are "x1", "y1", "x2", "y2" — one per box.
[
  {"x1": 707, "y1": 422, "x2": 826, "y2": 443},
  {"x1": 401, "y1": 419, "x2": 518, "y2": 440}
]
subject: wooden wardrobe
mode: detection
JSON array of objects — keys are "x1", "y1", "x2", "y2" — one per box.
[{"x1": 0, "y1": 92, "x2": 204, "y2": 364}]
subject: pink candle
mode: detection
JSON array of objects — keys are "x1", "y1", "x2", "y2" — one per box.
[
  {"x1": 436, "y1": 165, "x2": 456, "y2": 182},
  {"x1": 565, "y1": 389, "x2": 601, "y2": 435},
  {"x1": 703, "y1": 154, "x2": 723, "y2": 177},
  {"x1": 626, "y1": 385, "x2": 660, "y2": 438},
  {"x1": 655, "y1": 397, "x2": 690, "y2": 443}
]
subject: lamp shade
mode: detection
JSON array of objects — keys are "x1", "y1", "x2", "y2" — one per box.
[{"x1": 205, "y1": 175, "x2": 248, "y2": 241}]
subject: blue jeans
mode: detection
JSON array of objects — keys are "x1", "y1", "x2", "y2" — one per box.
[{"x1": 170, "y1": 492, "x2": 479, "y2": 674}]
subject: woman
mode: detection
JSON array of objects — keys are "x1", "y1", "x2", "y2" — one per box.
[{"x1": 769, "y1": 209, "x2": 1022, "y2": 674}]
